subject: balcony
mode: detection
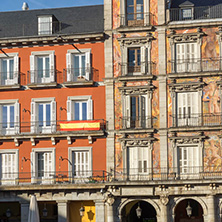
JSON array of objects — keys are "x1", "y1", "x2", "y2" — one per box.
[
  {"x1": 27, "y1": 69, "x2": 57, "y2": 88},
  {"x1": 0, "y1": 170, "x2": 108, "y2": 186},
  {"x1": 169, "y1": 5, "x2": 222, "y2": 22},
  {"x1": 0, "y1": 119, "x2": 106, "y2": 140},
  {"x1": 62, "y1": 68, "x2": 99, "y2": 86},
  {"x1": 111, "y1": 166, "x2": 222, "y2": 182},
  {"x1": 119, "y1": 116, "x2": 153, "y2": 132},
  {"x1": 119, "y1": 62, "x2": 156, "y2": 80},
  {"x1": 168, "y1": 58, "x2": 222, "y2": 77},
  {"x1": 0, "y1": 71, "x2": 21, "y2": 89},
  {"x1": 170, "y1": 113, "x2": 222, "y2": 130},
  {"x1": 117, "y1": 12, "x2": 154, "y2": 30}
]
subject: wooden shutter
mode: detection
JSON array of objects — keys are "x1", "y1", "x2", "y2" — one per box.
[
  {"x1": 87, "y1": 99, "x2": 93, "y2": 120},
  {"x1": 66, "y1": 53, "x2": 72, "y2": 82},
  {"x1": 15, "y1": 101, "x2": 20, "y2": 134},
  {"x1": 30, "y1": 152, "x2": 37, "y2": 183},
  {"x1": 129, "y1": 147, "x2": 138, "y2": 178},
  {"x1": 13, "y1": 55, "x2": 19, "y2": 84},
  {"x1": 30, "y1": 55, "x2": 35, "y2": 83},
  {"x1": 31, "y1": 101, "x2": 37, "y2": 133},
  {"x1": 176, "y1": 43, "x2": 185, "y2": 72},
  {"x1": 44, "y1": 152, "x2": 52, "y2": 178},
  {"x1": 51, "y1": 101, "x2": 56, "y2": 132},
  {"x1": 85, "y1": 51, "x2": 91, "y2": 80},
  {"x1": 141, "y1": 46, "x2": 146, "y2": 74},
  {"x1": 126, "y1": 96, "x2": 131, "y2": 128},
  {"x1": 49, "y1": 53, "x2": 55, "y2": 82},
  {"x1": 140, "y1": 95, "x2": 146, "y2": 127}
]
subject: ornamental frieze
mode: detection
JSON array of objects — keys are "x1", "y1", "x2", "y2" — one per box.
[
  {"x1": 119, "y1": 85, "x2": 154, "y2": 95},
  {"x1": 120, "y1": 137, "x2": 155, "y2": 148},
  {"x1": 169, "y1": 82, "x2": 205, "y2": 92}
]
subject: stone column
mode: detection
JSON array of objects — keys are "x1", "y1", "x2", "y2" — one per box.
[
  {"x1": 159, "y1": 196, "x2": 169, "y2": 222},
  {"x1": 106, "y1": 195, "x2": 115, "y2": 222},
  {"x1": 207, "y1": 195, "x2": 215, "y2": 222},
  {"x1": 57, "y1": 201, "x2": 69, "y2": 222},
  {"x1": 95, "y1": 200, "x2": 105, "y2": 222},
  {"x1": 20, "y1": 201, "x2": 29, "y2": 222}
]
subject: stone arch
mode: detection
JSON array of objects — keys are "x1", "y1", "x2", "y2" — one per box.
[{"x1": 118, "y1": 198, "x2": 161, "y2": 220}]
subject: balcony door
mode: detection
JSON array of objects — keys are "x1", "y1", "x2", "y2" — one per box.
[
  {"x1": 37, "y1": 56, "x2": 50, "y2": 83},
  {"x1": 128, "y1": 47, "x2": 141, "y2": 73},
  {"x1": 127, "y1": 0, "x2": 144, "y2": 26},
  {"x1": 177, "y1": 92, "x2": 198, "y2": 126}
]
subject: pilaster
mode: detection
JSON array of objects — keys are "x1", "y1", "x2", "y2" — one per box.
[
  {"x1": 95, "y1": 200, "x2": 105, "y2": 222},
  {"x1": 20, "y1": 201, "x2": 29, "y2": 222},
  {"x1": 57, "y1": 201, "x2": 69, "y2": 222}
]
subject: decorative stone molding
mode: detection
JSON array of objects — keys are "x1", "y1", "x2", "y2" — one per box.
[
  {"x1": 168, "y1": 28, "x2": 205, "y2": 44},
  {"x1": 169, "y1": 81, "x2": 205, "y2": 92},
  {"x1": 184, "y1": 184, "x2": 192, "y2": 191},
  {"x1": 170, "y1": 135, "x2": 206, "y2": 145},
  {"x1": 216, "y1": 26, "x2": 222, "y2": 42},
  {"x1": 209, "y1": 183, "x2": 217, "y2": 190},
  {"x1": 14, "y1": 138, "x2": 19, "y2": 147},
  {"x1": 120, "y1": 137, "x2": 155, "y2": 148},
  {"x1": 119, "y1": 85, "x2": 155, "y2": 95},
  {"x1": 118, "y1": 33, "x2": 154, "y2": 47},
  {"x1": 160, "y1": 195, "x2": 169, "y2": 206},
  {"x1": 30, "y1": 137, "x2": 35, "y2": 146}
]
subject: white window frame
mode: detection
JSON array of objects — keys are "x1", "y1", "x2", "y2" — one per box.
[
  {"x1": 121, "y1": 42, "x2": 151, "y2": 76},
  {"x1": 0, "y1": 149, "x2": 19, "y2": 185},
  {"x1": 38, "y1": 16, "x2": 52, "y2": 35},
  {"x1": 120, "y1": 0, "x2": 150, "y2": 26},
  {"x1": 30, "y1": 51, "x2": 55, "y2": 84},
  {"x1": 31, "y1": 97, "x2": 56, "y2": 134},
  {"x1": 68, "y1": 147, "x2": 92, "y2": 181},
  {"x1": 31, "y1": 148, "x2": 55, "y2": 184},
  {"x1": 66, "y1": 49, "x2": 91, "y2": 82},
  {"x1": 0, "y1": 99, "x2": 20, "y2": 135},
  {"x1": 67, "y1": 96, "x2": 93, "y2": 121},
  {"x1": 0, "y1": 53, "x2": 19, "y2": 86}
]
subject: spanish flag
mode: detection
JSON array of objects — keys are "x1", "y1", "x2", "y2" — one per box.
[{"x1": 60, "y1": 120, "x2": 100, "y2": 131}]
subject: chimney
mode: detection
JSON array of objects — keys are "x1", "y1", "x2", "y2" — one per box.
[{"x1": 22, "y1": 2, "x2": 29, "y2": 10}]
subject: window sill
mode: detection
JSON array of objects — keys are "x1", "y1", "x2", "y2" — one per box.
[
  {"x1": 63, "y1": 80, "x2": 94, "y2": 87},
  {"x1": 27, "y1": 82, "x2": 57, "y2": 89},
  {"x1": 0, "y1": 84, "x2": 21, "y2": 90}
]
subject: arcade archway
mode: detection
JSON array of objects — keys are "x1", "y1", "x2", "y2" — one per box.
[{"x1": 174, "y1": 199, "x2": 204, "y2": 222}]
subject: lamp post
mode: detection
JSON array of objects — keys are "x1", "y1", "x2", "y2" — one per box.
[
  {"x1": 136, "y1": 202, "x2": 142, "y2": 219},
  {"x1": 186, "y1": 201, "x2": 192, "y2": 217}
]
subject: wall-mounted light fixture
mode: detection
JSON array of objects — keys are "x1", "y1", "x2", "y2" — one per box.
[
  {"x1": 136, "y1": 202, "x2": 142, "y2": 218},
  {"x1": 43, "y1": 203, "x2": 48, "y2": 217},
  {"x1": 79, "y1": 206, "x2": 85, "y2": 217},
  {"x1": 6, "y1": 208, "x2": 11, "y2": 218},
  {"x1": 186, "y1": 201, "x2": 192, "y2": 217}
]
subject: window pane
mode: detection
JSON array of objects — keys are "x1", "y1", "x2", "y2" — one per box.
[
  {"x1": 74, "y1": 56, "x2": 80, "y2": 76},
  {"x1": 38, "y1": 104, "x2": 43, "y2": 127},
  {"x1": 2, "y1": 60, "x2": 7, "y2": 81},
  {"x1": 37, "y1": 57, "x2": 43, "y2": 78},
  {"x1": 82, "y1": 102, "x2": 87, "y2": 120},
  {"x1": 46, "y1": 104, "x2": 51, "y2": 126},
  {"x1": 9, "y1": 59, "x2": 14, "y2": 79},
  {"x1": 81, "y1": 55, "x2": 86, "y2": 76},
  {"x1": 2, "y1": 106, "x2": 7, "y2": 128},
  {"x1": 128, "y1": 49, "x2": 135, "y2": 66},
  {"x1": 45, "y1": 57, "x2": 50, "y2": 77},
  {"x1": 10, "y1": 106, "x2": 14, "y2": 128},
  {"x1": 74, "y1": 103, "x2": 80, "y2": 120},
  {"x1": 38, "y1": 153, "x2": 44, "y2": 177}
]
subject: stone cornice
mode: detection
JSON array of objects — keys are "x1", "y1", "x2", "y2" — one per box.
[
  {"x1": 169, "y1": 135, "x2": 206, "y2": 145},
  {"x1": 169, "y1": 81, "x2": 205, "y2": 92},
  {"x1": 119, "y1": 137, "x2": 156, "y2": 148},
  {"x1": 119, "y1": 85, "x2": 155, "y2": 95}
]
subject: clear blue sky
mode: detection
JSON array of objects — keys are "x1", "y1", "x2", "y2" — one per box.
[{"x1": 0, "y1": 0, "x2": 104, "y2": 12}]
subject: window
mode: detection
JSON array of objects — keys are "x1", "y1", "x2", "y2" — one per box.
[
  {"x1": 176, "y1": 92, "x2": 198, "y2": 126},
  {"x1": 66, "y1": 49, "x2": 91, "y2": 82},
  {"x1": 181, "y1": 8, "x2": 192, "y2": 20},
  {"x1": 67, "y1": 96, "x2": 93, "y2": 121},
  {"x1": 68, "y1": 147, "x2": 92, "y2": 180},
  {"x1": 31, "y1": 148, "x2": 55, "y2": 184},
  {"x1": 31, "y1": 98, "x2": 56, "y2": 134},
  {"x1": 178, "y1": 146, "x2": 199, "y2": 176},
  {"x1": 127, "y1": 0, "x2": 144, "y2": 25},
  {"x1": 0, "y1": 150, "x2": 18, "y2": 185},
  {"x1": 0, "y1": 53, "x2": 19, "y2": 86},
  {"x1": 128, "y1": 47, "x2": 141, "y2": 73},
  {"x1": 30, "y1": 51, "x2": 55, "y2": 84},
  {"x1": 124, "y1": 95, "x2": 147, "y2": 128},
  {"x1": 38, "y1": 16, "x2": 52, "y2": 35},
  {"x1": 0, "y1": 100, "x2": 19, "y2": 135},
  {"x1": 175, "y1": 43, "x2": 198, "y2": 72}
]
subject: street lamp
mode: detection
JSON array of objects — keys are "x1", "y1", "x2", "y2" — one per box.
[
  {"x1": 136, "y1": 202, "x2": 142, "y2": 218},
  {"x1": 79, "y1": 206, "x2": 85, "y2": 217},
  {"x1": 6, "y1": 208, "x2": 11, "y2": 218},
  {"x1": 186, "y1": 201, "x2": 192, "y2": 217},
  {"x1": 43, "y1": 203, "x2": 48, "y2": 217}
]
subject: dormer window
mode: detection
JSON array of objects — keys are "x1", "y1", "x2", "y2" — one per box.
[
  {"x1": 38, "y1": 15, "x2": 59, "y2": 35},
  {"x1": 179, "y1": 1, "x2": 194, "y2": 20}
]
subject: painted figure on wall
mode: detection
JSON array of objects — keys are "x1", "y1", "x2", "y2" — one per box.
[{"x1": 203, "y1": 82, "x2": 220, "y2": 114}]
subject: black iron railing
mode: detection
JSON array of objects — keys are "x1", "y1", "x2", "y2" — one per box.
[
  {"x1": 120, "y1": 62, "x2": 156, "y2": 76},
  {"x1": 0, "y1": 71, "x2": 20, "y2": 86},
  {"x1": 111, "y1": 167, "x2": 222, "y2": 182},
  {"x1": 170, "y1": 113, "x2": 222, "y2": 128},
  {"x1": 118, "y1": 12, "x2": 154, "y2": 27},
  {"x1": 0, "y1": 119, "x2": 106, "y2": 136},
  {"x1": 168, "y1": 58, "x2": 222, "y2": 74},
  {"x1": 63, "y1": 68, "x2": 99, "y2": 82},
  {"x1": 119, "y1": 116, "x2": 152, "y2": 130},
  {"x1": 169, "y1": 5, "x2": 222, "y2": 21}
]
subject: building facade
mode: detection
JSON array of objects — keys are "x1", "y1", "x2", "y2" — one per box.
[
  {"x1": 104, "y1": 0, "x2": 222, "y2": 222},
  {"x1": 0, "y1": 5, "x2": 107, "y2": 222}
]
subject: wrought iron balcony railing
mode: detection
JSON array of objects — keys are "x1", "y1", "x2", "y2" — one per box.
[
  {"x1": 168, "y1": 58, "x2": 222, "y2": 74},
  {"x1": 118, "y1": 12, "x2": 154, "y2": 28},
  {"x1": 27, "y1": 69, "x2": 56, "y2": 85},
  {"x1": 0, "y1": 170, "x2": 109, "y2": 185},
  {"x1": 111, "y1": 166, "x2": 222, "y2": 182},
  {"x1": 62, "y1": 68, "x2": 99, "y2": 83},
  {"x1": 169, "y1": 5, "x2": 222, "y2": 22},
  {"x1": 0, "y1": 71, "x2": 20, "y2": 86},
  {"x1": 120, "y1": 62, "x2": 156, "y2": 76},
  {"x1": 170, "y1": 113, "x2": 222, "y2": 128},
  {"x1": 0, "y1": 119, "x2": 106, "y2": 136},
  {"x1": 119, "y1": 116, "x2": 152, "y2": 130}
]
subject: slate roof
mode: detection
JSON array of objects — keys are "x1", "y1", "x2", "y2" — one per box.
[
  {"x1": 171, "y1": 0, "x2": 222, "y2": 8},
  {"x1": 0, "y1": 5, "x2": 104, "y2": 39}
]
